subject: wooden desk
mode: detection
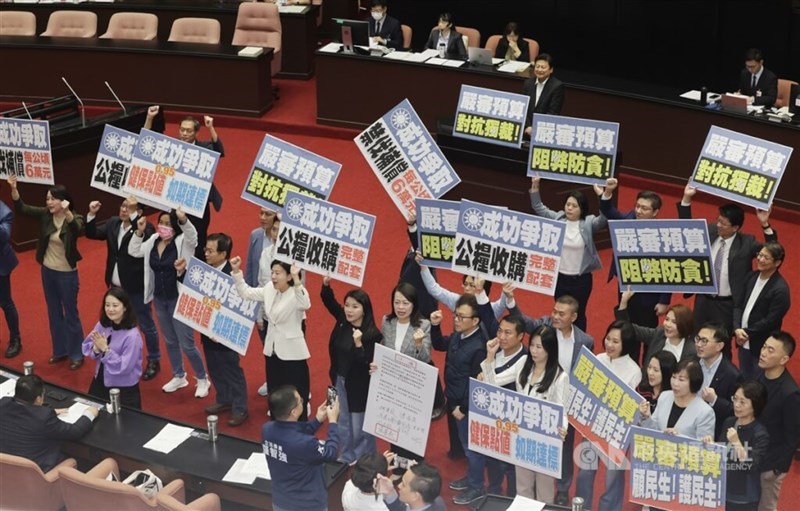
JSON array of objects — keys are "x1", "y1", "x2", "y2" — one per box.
[
  {"x1": 0, "y1": 36, "x2": 273, "y2": 117},
  {"x1": 316, "y1": 52, "x2": 800, "y2": 212},
  {"x1": 0, "y1": 1, "x2": 318, "y2": 78}
]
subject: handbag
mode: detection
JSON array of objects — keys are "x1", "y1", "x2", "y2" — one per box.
[{"x1": 107, "y1": 469, "x2": 164, "y2": 498}]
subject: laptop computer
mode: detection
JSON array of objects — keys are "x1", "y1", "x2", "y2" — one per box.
[
  {"x1": 467, "y1": 47, "x2": 493, "y2": 66},
  {"x1": 720, "y1": 93, "x2": 748, "y2": 114}
]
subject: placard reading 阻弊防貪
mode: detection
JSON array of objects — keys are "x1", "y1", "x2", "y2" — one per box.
[{"x1": 415, "y1": 198, "x2": 460, "y2": 269}]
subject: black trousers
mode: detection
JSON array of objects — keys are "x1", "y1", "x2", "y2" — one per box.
[
  {"x1": 88, "y1": 372, "x2": 141, "y2": 410},
  {"x1": 203, "y1": 340, "x2": 248, "y2": 414},
  {"x1": 555, "y1": 272, "x2": 593, "y2": 333},
  {"x1": 693, "y1": 294, "x2": 734, "y2": 358},
  {"x1": 267, "y1": 355, "x2": 310, "y2": 421}
]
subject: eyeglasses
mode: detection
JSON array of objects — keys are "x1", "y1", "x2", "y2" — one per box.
[
  {"x1": 454, "y1": 314, "x2": 477, "y2": 321},
  {"x1": 694, "y1": 335, "x2": 713, "y2": 346},
  {"x1": 730, "y1": 396, "x2": 750, "y2": 406},
  {"x1": 756, "y1": 253, "x2": 774, "y2": 261}
]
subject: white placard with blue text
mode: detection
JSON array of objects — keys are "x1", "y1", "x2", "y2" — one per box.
[
  {"x1": 125, "y1": 129, "x2": 219, "y2": 217},
  {"x1": 452, "y1": 200, "x2": 565, "y2": 295},
  {"x1": 468, "y1": 378, "x2": 564, "y2": 478},
  {"x1": 277, "y1": 191, "x2": 376, "y2": 286},
  {"x1": 415, "y1": 198, "x2": 460, "y2": 269},
  {"x1": 241, "y1": 134, "x2": 342, "y2": 210},
  {"x1": 355, "y1": 99, "x2": 461, "y2": 215},
  {"x1": 0, "y1": 118, "x2": 54, "y2": 184},
  {"x1": 453, "y1": 85, "x2": 530, "y2": 148},
  {"x1": 174, "y1": 258, "x2": 258, "y2": 356},
  {"x1": 91, "y1": 125, "x2": 138, "y2": 198}
]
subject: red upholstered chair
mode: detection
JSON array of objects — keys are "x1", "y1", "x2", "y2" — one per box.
[
  {"x1": 400, "y1": 24, "x2": 412, "y2": 50},
  {"x1": 523, "y1": 37, "x2": 540, "y2": 62},
  {"x1": 41, "y1": 11, "x2": 97, "y2": 37},
  {"x1": 59, "y1": 458, "x2": 185, "y2": 511},
  {"x1": 457, "y1": 26, "x2": 480, "y2": 48},
  {"x1": 0, "y1": 11, "x2": 36, "y2": 36},
  {"x1": 156, "y1": 492, "x2": 222, "y2": 511},
  {"x1": 312, "y1": 0, "x2": 322, "y2": 27},
  {"x1": 0, "y1": 453, "x2": 75, "y2": 511},
  {"x1": 232, "y1": 2, "x2": 282, "y2": 77},
  {"x1": 484, "y1": 34, "x2": 501, "y2": 54},
  {"x1": 100, "y1": 12, "x2": 158, "y2": 40},
  {"x1": 168, "y1": 17, "x2": 221, "y2": 44},
  {"x1": 776, "y1": 79, "x2": 799, "y2": 108}
]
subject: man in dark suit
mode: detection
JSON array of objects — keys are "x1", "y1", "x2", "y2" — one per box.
[
  {"x1": 0, "y1": 374, "x2": 98, "y2": 472},
  {"x1": 523, "y1": 53, "x2": 565, "y2": 135},
  {"x1": 596, "y1": 177, "x2": 670, "y2": 363},
  {"x1": 677, "y1": 183, "x2": 776, "y2": 357},
  {"x1": 737, "y1": 48, "x2": 779, "y2": 107},
  {"x1": 144, "y1": 105, "x2": 224, "y2": 260},
  {"x1": 368, "y1": 0, "x2": 403, "y2": 50},
  {"x1": 85, "y1": 196, "x2": 160, "y2": 380},
  {"x1": 194, "y1": 233, "x2": 249, "y2": 426},
  {"x1": 695, "y1": 322, "x2": 742, "y2": 439},
  {"x1": 733, "y1": 241, "x2": 791, "y2": 379},
  {"x1": 0, "y1": 199, "x2": 21, "y2": 358},
  {"x1": 376, "y1": 462, "x2": 448, "y2": 511}
]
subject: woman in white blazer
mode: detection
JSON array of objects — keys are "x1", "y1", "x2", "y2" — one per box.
[
  {"x1": 128, "y1": 208, "x2": 209, "y2": 397},
  {"x1": 639, "y1": 358, "x2": 716, "y2": 439},
  {"x1": 231, "y1": 256, "x2": 312, "y2": 419}
]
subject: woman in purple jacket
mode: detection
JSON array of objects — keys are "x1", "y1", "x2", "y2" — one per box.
[{"x1": 82, "y1": 287, "x2": 144, "y2": 409}]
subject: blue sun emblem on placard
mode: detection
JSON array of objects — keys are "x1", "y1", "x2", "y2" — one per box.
[
  {"x1": 138, "y1": 136, "x2": 157, "y2": 156},
  {"x1": 390, "y1": 108, "x2": 412, "y2": 130},
  {"x1": 472, "y1": 386, "x2": 490, "y2": 410},
  {"x1": 104, "y1": 132, "x2": 121, "y2": 153},
  {"x1": 461, "y1": 208, "x2": 483, "y2": 232},
  {"x1": 188, "y1": 266, "x2": 204, "y2": 287},
  {"x1": 285, "y1": 198, "x2": 304, "y2": 221}
]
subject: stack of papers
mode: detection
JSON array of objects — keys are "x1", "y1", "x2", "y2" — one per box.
[
  {"x1": 143, "y1": 424, "x2": 194, "y2": 454},
  {"x1": 278, "y1": 5, "x2": 306, "y2": 14},
  {"x1": 222, "y1": 452, "x2": 271, "y2": 484},
  {"x1": 238, "y1": 47, "x2": 264, "y2": 58},
  {"x1": 425, "y1": 58, "x2": 464, "y2": 68},
  {"x1": 497, "y1": 61, "x2": 531, "y2": 73},
  {"x1": 0, "y1": 378, "x2": 16, "y2": 398},
  {"x1": 57, "y1": 402, "x2": 94, "y2": 424},
  {"x1": 318, "y1": 42, "x2": 342, "y2": 53}
]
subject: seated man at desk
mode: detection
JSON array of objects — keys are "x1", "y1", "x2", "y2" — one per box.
[
  {"x1": 523, "y1": 53, "x2": 565, "y2": 135},
  {"x1": 369, "y1": 0, "x2": 403, "y2": 50},
  {"x1": 425, "y1": 12, "x2": 467, "y2": 60},
  {"x1": 0, "y1": 374, "x2": 99, "y2": 472},
  {"x1": 737, "y1": 48, "x2": 778, "y2": 107}
]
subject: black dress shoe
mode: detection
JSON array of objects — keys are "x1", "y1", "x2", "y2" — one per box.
[
  {"x1": 143, "y1": 361, "x2": 160, "y2": 381},
  {"x1": 205, "y1": 402, "x2": 232, "y2": 415},
  {"x1": 228, "y1": 411, "x2": 249, "y2": 427},
  {"x1": 48, "y1": 355, "x2": 68, "y2": 364},
  {"x1": 554, "y1": 491, "x2": 568, "y2": 506},
  {"x1": 4, "y1": 338, "x2": 21, "y2": 358},
  {"x1": 69, "y1": 358, "x2": 84, "y2": 370}
]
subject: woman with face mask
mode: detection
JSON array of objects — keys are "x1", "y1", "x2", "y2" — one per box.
[
  {"x1": 8, "y1": 176, "x2": 85, "y2": 369},
  {"x1": 321, "y1": 276, "x2": 381, "y2": 464},
  {"x1": 129, "y1": 208, "x2": 210, "y2": 397}
]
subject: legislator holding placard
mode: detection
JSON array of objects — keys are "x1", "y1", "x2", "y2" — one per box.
[
  {"x1": 363, "y1": 344, "x2": 438, "y2": 457},
  {"x1": 124, "y1": 128, "x2": 219, "y2": 217},
  {"x1": 452, "y1": 200, "x2": 565, "y2": 296},
  {"x1": 276, "y1": 190, "x2": 375, "y2": 287},
  {"x1": 355, "y1": 99, "x2": 461, "y2": 216},
  {"x1": 567, "y1": 346, "x2": 642, "y2": 466},
  {"x1": 609, "y1": 219, "x2": 717, "y2": 295},
  {"x1": 91, "y1": 125, "x2": 138, "y2": 199},
  {"x1": 241, "y1": 134, "x2": 341, "y2": 211},
  {"x1": 0, "y1": 118, "x2": 54, "y2": 185},
  {"x1": 415, "y1": 198, "x2": 460, "y2": 269},
  {"x1": 174, "y1": 257, "x2": 259, "y2": 356},
  {"x1": 689, "y1": 126, "x2": 792, "y2": 210},
  {"x1": 527, "y1": 114, "x2": 619, "y2": 186},
  {"x1": 453, "y1": 85, "x2": 530, "y2": 148},
  {"x1": 628, "y1": 426, "x2": 726, "y2": 511},
  {"x1": 468, "y1": 378, "x2": 564, "y2": 478}
]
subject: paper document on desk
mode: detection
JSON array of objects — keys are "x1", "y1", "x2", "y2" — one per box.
[
  {"x1": 403, "y1": 52, "x2": 436, "y2": 62},
  {"x1": 278, "y1": 5, "x2": 306, "y2": 13},
  {"x1": 0, "y1": 378, "x2": 16, "y2": 398},
  {"x1": 383, "y1": 51, "x2": 412, "y2": 60},
  {"x1": 497, "y1": 61, "x2": 531, "y2": 73},
  {"x1": 318, "y1": 42, "x2": 342, "y2": 53},
  {"x1": 506, "y1": 495, "x2": 546, "y2": 511},
  {"x1": 491, "y1": 58, "x2": 505, "y2": 65},
  {"x1": 747, "y1": 105, "x2": 765, "y2": 113},
  {"x1": 242, "y1": 452, "x2": 271, "y2": 480},
  {"x1": 143, "y1": 424, "x2": 194, "y2": 454},
  {"x1": 222, "y1": 459, "x2": 257, "y2": 485},
  {"x1": 57, "y1": 402, "x2": 93, "y2": 424},
  {"x1": 426, "y1": 58, "x2": 464, "y2": 67}
]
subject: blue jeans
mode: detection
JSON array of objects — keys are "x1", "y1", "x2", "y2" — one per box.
[
  {"x1": 455, "y1": 411, "x2": 486, "y2": 491},
  {"x1": 41, "y1": 267, "x2": 83, "y2": 361},
  {"x1": 335, "y1": 375, "x2": 376, "y2": 463},
  {"x1": 128, "y1": 290, "x2": 159, "y2": 362},
  {"x1": 575, "y1": 442, "x2": 625, "y2": 511},
  {"x1": 153, "y1": 295, "x2": 206, "y2": 379}
]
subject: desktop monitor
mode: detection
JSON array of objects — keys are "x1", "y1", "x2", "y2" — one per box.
[{"x1": 333, "y1": 18, "x2": 369, "y2": 54}]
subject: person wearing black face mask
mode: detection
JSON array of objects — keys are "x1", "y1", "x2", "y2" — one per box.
[{"x1": 368, "y1": 0, "x2": 402, "y2": 50}]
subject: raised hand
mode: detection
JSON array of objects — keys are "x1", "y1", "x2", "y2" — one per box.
[
  {"x1": 147, "y1": 105, "x2": 159, "y2": 119},
  {"x1": 430, "y1": 310, "x2": 443, "y2": 326},
  {"x1": 89, "y1": 201, "x2": 102, "y2": 214},
  {"x1": 230, "y1": 255, "x2": 242, "y2": 272}
]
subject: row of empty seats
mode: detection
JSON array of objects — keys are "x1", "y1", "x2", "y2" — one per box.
[
  {"x1": 0, "y1": 4, "x2": 283, "y2": 76},
  {"x1": 0, "y1": 453, "x2": 220, "y2": 511}
]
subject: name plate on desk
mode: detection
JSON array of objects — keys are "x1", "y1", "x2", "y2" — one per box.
[{"x1": 453, "y1": 85, "x2": 529, "y2": 148}]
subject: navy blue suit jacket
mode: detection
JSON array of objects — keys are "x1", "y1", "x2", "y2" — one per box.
[
  {"x1": 0, "y1": 201, "x2": 19, "y2": 277},
  {"x1": 369, "y1": 15, "x2": 403, "y2": 50}
]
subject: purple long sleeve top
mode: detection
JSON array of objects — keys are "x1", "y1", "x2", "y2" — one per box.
[{"x1": 81, "y1": 322, "x2": 143, "y2": 387}]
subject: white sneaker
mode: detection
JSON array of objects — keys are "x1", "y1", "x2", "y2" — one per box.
[
  {"x1": 257, "y1": 382, "x2": 268, "y2": 396},
  {"x1": 162, "y1": 376, "x2": 188, "y2": 393},
  {"x1": 195, "y1": 378, "x2": 211, "y2": 398}
]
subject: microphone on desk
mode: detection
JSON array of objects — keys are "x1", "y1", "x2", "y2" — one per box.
[
  {"x1": 61, "y1": 77, "x2": 86, "y2": 128},
  {"x1": 105, "y1": 81, "x2": 127, "y2": 115}
]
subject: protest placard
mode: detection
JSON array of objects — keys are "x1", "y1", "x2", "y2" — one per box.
[
  {"x1": 453, "y1": 85, "x2": 530, "y2": 148},
  {"x1": 0, "y1": 118, "x2": 53, "y2": 184},
  {"x1": 415, "y1": 198, "x2": 460, "y2": 269},
  {"x1": 90, "y1": 125, "x2": 138, "y2": 198}
]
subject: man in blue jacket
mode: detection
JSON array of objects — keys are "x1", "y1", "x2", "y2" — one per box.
[{"x1": 262, "y1": 384, "x2": 339, "y2": 511}]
